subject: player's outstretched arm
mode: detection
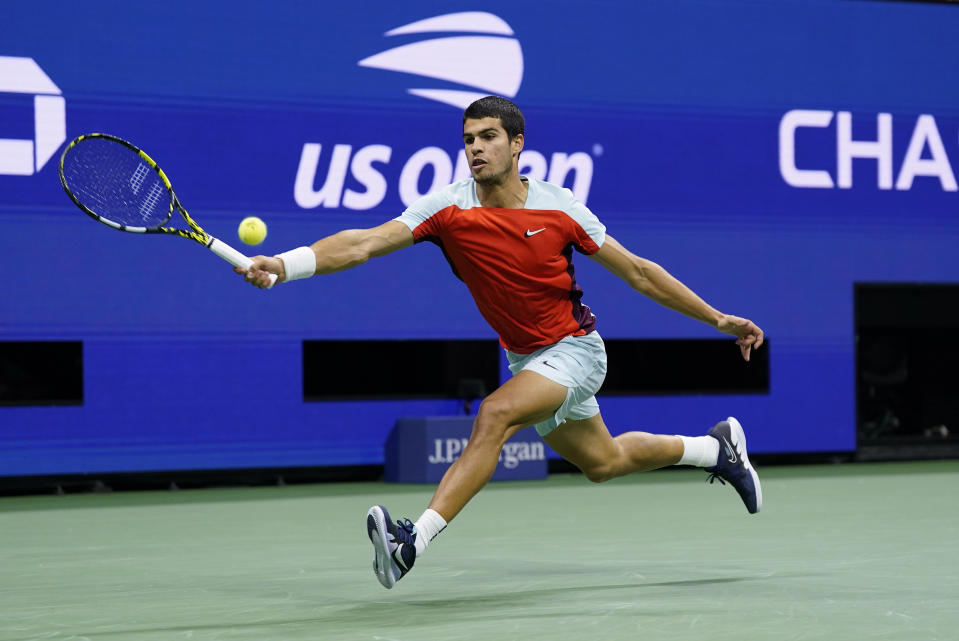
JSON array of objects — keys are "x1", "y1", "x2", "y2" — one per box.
[
  {"x1": 238, "y1": 220, "x2": 414, "y2": 288},
  {"x1": 590, "y1": 235, "x2": 764, "y2": 361}
]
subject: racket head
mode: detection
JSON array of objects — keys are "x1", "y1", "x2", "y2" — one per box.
[{"x1": 59, "y1": 133, "x2": 175, "y2": 233}]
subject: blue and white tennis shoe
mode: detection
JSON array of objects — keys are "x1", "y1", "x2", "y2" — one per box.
[
  {"x1": 367, "y1": 505, "x2": 417, "y2": 588},
  {"x1": 705, "y1": 417, "x2": 763, "y2": 514}
]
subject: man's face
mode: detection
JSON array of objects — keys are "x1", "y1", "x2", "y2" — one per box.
[{"x1": 462, "y1": 117, "x2": 523, "y2": 185}]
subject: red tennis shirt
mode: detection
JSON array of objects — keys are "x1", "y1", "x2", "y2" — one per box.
[{"x1": 395, "y1": 177, "x2": 606, "y2": 354}]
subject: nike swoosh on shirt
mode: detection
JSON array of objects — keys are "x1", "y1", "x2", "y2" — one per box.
[{"x1": 524, "y1": 228, "x2": 546, "y2": 237}]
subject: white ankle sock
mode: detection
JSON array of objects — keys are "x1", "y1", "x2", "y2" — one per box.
[
  {"x1": 413, "y1": 508, "x2": 447, "y2": 557},
  {"x1": 677, "y1": 435, "x2": 720, "y2": 468}
]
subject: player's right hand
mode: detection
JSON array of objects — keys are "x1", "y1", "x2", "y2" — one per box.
[{"x1": 236, "y1": 255, "x2": 285, "y2": 289}]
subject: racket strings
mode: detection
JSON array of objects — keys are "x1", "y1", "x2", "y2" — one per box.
[{"x1": 62, "y1": 138, "x2": 172, "y2": 228}]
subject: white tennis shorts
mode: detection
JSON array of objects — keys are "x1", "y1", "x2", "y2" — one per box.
[{"x1": 506, "y1": 331, "x2": 608, "y2": 436}]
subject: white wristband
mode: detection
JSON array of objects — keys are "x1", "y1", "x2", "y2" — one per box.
[{"x1": 274, "y1": 246, "x2": 316, "y2": 282}]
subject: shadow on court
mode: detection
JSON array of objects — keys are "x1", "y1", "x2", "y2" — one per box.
[
  {"x1": 39, "y1": 574, "x2": 785, "y2": 640},
  {"x1": 391, "y1": 574, "x2": 781, "y2": 609}
]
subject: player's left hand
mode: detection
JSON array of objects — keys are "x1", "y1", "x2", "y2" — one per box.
[{"x1": 716, "y1": 315, "x2": 764, "y2": 361}]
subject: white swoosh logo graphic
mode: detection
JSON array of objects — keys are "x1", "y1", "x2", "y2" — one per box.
[
  {"x1": 359, "y1": 12, "x2": 523, "y2": 109},
  {"x1": 407, "y1": 89, "x2": 495, "y2": 110},
  {"x1": 385, "y1": 11, "x2": 514, "y2": 36},
  {"x1": 359, "y1": 36, "x2": 522, "y2": 96}
]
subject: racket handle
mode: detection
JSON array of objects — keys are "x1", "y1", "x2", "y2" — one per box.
[{"x1": 209, "y1": 237, "x2": 278, "y2": 289}]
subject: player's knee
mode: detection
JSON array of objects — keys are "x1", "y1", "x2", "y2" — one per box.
[
  {"x1": 578, "y1": 443, "x2": 628, "y2": 483},
  {"x1": 582, "y1": 462, "x2": 616, "y2": 484},
  {"x1": 472, "y1": 398, "x2": 513, "y2": 443}
]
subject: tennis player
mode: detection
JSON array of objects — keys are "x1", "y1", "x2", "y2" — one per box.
[{"x1": 239, "y1": 96, "x2": 765, "y2": 590}]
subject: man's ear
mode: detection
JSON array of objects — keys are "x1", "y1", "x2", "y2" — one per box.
[{"x1": 512, "y1": 133, "x2": 524, "y2": 156}]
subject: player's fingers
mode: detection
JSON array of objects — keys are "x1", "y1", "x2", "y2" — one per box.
[{"x1": 243, "y1": 267, "x2": 269, "y2": 288}]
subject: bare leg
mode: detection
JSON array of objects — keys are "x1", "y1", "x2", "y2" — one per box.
[
  {"x1": 427, "y1": 370, "x2": 568, "y2": 521},
  {"x1": 543, "y1": 412, "x2": 683, "y2": 483}
]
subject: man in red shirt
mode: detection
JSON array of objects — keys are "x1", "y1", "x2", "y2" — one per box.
[{"x1": 240, "y1": 96, "x2": 765, "y2": 590}]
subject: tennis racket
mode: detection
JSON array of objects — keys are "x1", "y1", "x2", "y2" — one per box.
[{"x1": 58, "y1": 133, "x2": 276, "y2": 287}]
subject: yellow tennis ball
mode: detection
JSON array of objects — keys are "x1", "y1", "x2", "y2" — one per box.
[{"x1": 238, "y1": 216, "x2": 267, "y2": 245}]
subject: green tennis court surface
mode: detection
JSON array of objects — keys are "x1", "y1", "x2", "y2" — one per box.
[{"x1": 2, "y1": 461, "x2": 957, "y2": 641}]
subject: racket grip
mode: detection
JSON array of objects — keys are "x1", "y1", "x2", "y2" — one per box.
[{"x1": 209, "y1": 237, "x2": 278, "y2": 289}]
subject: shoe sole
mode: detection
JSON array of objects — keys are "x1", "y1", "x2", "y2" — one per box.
[
  {"x1": 367, "y1": 505, "x2": 396, "y2": 589},
  {"x1": 727, "y1": 416, "x2": 763, "y2": 513}
]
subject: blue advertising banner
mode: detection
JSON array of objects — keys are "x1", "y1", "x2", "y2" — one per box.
[
  {"x1": 1, "y1": 0, "x2": 958, "y2": 475},
  {"x1": 385, "y1": 417, "x2": 547, "y2": 483}
]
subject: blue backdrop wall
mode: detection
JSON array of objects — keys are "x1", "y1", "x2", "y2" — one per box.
[{"x1": 2, "y1": 0, "x2": 958, "y2": 475}]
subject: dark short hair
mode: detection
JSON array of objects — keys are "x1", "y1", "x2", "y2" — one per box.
[{"x1": 463, "y1": 96, "x2": 525, "y2": 141}]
